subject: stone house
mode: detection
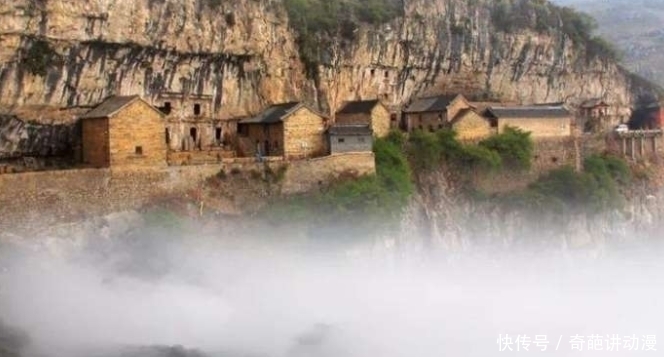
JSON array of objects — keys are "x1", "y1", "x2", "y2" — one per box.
[
  {"x1": 579, "y1": 98, "x2": 612, "y2": 132},
  {"x1": 485, "y1": 105, "x2": 573, "y2": 138},
  {"x1": 402, "y1": 94, "x2": 472, "y2": 132},
  {"x1": 335, "y1": 99, "x2": 391, "y2": 138},
  {"x1": 153, "y1": 92, "x2": 230, "y2": 152},
  {"x1": 237, "y1": 102, "x2": 327, "y2": 159},
  {"x1": 80, "y1": 95, "x2": 167, "y2": 168},
  {"x1": 449, "y1": 108, "x2": 493, "y2": 141},
  {"x1": 328, "y1": 125, "x2": 373, "y2": 154}
]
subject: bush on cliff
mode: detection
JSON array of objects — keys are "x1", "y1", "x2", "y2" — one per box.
[
  {"x1": 501, "y1": 154, "x2": 631, "y2": 213},
  {"x1": 490, "y1": 0, "x2": 619, "y2": 61},
  {"x1": 479, "y1": 126, "x2": 533, "y2": 170},
  {"x1": 260, "y1": 132, "x2": 413, "y2": 234},
  {"x1": 283, "y1": 0, "x2": 403, "y2": 77}
]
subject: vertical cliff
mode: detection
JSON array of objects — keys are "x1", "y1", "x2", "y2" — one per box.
[{"x1": 0, "y1": 0, "x2": 658, "y2": 119}]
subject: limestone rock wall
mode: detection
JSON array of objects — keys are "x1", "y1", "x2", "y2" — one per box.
[{"x1": 0, "y1": 0, "x2": 659, "y2": 158}]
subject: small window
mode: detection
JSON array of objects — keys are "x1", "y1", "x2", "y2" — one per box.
[
  {"x1": 384, "y1": 71, "x2": 389, "y2": 78},
  {"x1": 358, "y1": 137, "x2": 366, "y2": 143},
  {"x1": 428, "y1": 125, "x2": 434, "y2": 132},
  {"x1": 165, "y1": 128, "x2": 170, "y2": 144},
  {"x1": 162, "y1": 102, "x2": 172, "y2": 115},
  {"x1": 551, "y1": 157, "x2": 559, "y2": 163},
  {"x1": 190, "y1": 127, "x2": 197, "y2": 140},
  {"x1": 338, "y1": 138, "x2": 345, "y2": 143},
  {"x1": 194, "y1": 103, "x2": 201, "y2": 116},
  {"x1": 135, "y1": 146, "x2": 143, "y2": 155},
  {"x1": 370, "y1": 69, "x2": 375, "y2": 77},
  {"x1": 215, "y1": 127, "x2": 222, "y2": 141}
]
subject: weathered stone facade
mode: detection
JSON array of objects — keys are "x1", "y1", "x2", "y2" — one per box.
[
  {"x1": 81, "y1": 118, "x2": 109, "y2": 167},
  {"x1": 335, "y1": 100, "x2": 391, "y2": 138},
  {"x1": 451, "y1": 109, "x2": 493, "y2": 141},
  {"x1": 497, "y1": 117, "x2": 572, "y2": 138},
  {"x1": 403, "y1": 94, "x2": 473, "y2": 132},
  {"x1": 283, "y1": 107, "x2": 327, "y2": 159},
  {"x1": 81, "y1": 96, "x2": 167, "y2": 168},
  {"x1": 486, "y1": 106, "x2": 573, "y2": 138}
]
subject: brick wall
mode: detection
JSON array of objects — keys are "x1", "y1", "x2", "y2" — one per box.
[
  {"x1": 81, "y1": 118, "x2": 109, "y2": 167},
  {"x1": 283, "y1": 107, "x2": 326, "y2": 159},
  {"x1": 108, "y1": 101, "x2": 167, "y2": 167}
]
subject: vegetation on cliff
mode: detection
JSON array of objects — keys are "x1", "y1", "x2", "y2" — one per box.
[
  {"x1": 490, "y1": 0, "x2": 620, "y2": 60},
  {"x1": 501, "y1": 154, "x2": 632, "y2": 214},
  {"x1": 283, "y1": 0, "x2": 403, "y2": 77},
  {"x1": 407, "y1": 126, "x2": 533, "y2": 174},
  {"x1": 261, "y1": 132, "x2": 412, "y2": 235}
]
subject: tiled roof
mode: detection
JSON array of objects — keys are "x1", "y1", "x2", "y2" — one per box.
[
  {"x1": 80, "y1": 95, "x2": 144, "y2": 119},
  {"x1": 487, "y1": 106, "x2": 572, "y2": 119},
  {"x1": 239, "y1": 102, "x2": 302, "y2": 124},
  {"x1": 337, "y1": 100, "x2": 380, "y2": 115},
  {"x1": 329, "y1": 124, "x2": 373, "y2": 136},
  {"x1": 449, "y1": 108, "x2": 477, "y2": 124},
  {"x1": 404, "y1": 94, "x2": 460, "y2": 113}
]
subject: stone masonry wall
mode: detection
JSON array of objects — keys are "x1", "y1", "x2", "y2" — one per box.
[
  {"x1": 499, "y1": 117, "x2": 572, "y2": 138},
  {"x1": 81, "y1": 117, "x2": 109, "y2": 167},
  {"x1": 0, "y1": 152, "x2": 376, "y2": 231},
  {"x1": 283, "y1": 107, "x2": 326, "y2": 159},
  {"x1": 108, "y1": 101, "x2": 167, "y2": 167}
]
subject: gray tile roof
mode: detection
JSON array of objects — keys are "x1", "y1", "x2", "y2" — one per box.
[
  {"x1": 404, "y1": 94, "x2": 460, "y2": 113},
  {"x1": 487, "y1": 106, "x2": 572, "y2": 119},
  {"x1": 80, "y1": 95, "x2": 142, "y2": 119},
  {"x1": 337, "y1": 100, "x2": 380, "y2": 115},
  {"x1": 239, "y1": 102, "x2": 302, "y2": 124},
  {"x1": 329, "y1": 124, "x2": 373, "y2": 136}
]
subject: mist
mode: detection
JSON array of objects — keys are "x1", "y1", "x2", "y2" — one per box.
[{"x1": 0, "y1": 218, "x2": 662, "y2": 357}]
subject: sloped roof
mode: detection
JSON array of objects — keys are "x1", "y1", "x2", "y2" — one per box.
[
  {"x1": 580, "y1": 98, "x2": 609, "y2": 108},
  {"x1": 80, "y1": 95, "x2": 162, "y2": 119},
  {"x1": 450, "y1": 108, "x2": 479, "y2": 124},
  {"x1": 404, "y1": 94, "x2": 461, "y2": 113},
  {"x1": 487, "y1": 106, "x2": 571, "y2": 119},
  {"x1": 329, "y1": 124, "x2": 373, "y2": 136},
  {"x1": 336, "y1": 100, "x2": 381, "y2": 115},
  {"x1": 239, "y1": 102, "x2": 303, "y2": 124}
]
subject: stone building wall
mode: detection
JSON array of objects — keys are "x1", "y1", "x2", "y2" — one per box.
[
  {"x1": 452, "y1": 111, "x2": 493, "y2": 141},
  {"x1": 108, "y1": 101, "x2": 167, "y2": 167},
  {"x1": 330, "y1": 134, "x2": 372, "y2": 154},
  {"x1": 81, "y1": 118, "x2": 109, "y2": 167},
  {"x1": 446, "y1": 98, "x2": 472, "y2": 123},
  {"x1": 238, "y1": 123, "x2": 284, "y2": 157},
  {"x1": 498, "y1": 117, "x2": 572, "y2": 138},
  {"x1": 405, "y1": 112, "x2": 446, "y2": 132},
  {"x1": 371, "y1": 104, "x2": 392, "y2": 138},
  {"x1": 283, "y1": 107, "x2": 326, "y2": 159}
]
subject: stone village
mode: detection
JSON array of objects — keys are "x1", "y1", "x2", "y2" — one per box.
[
  {"x1": 73, "y1": 92, "x2": 663, "y2": 171},
  {"x1": 2, "y1": 91, "x2": 664, "y2": 174}
]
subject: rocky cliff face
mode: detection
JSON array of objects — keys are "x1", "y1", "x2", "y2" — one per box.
[{"x1": 0, "y1": 0, "x2": 655, "y2": 119}]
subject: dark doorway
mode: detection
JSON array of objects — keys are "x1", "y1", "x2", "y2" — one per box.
[
  {"x1": 215, "y1": 128, "x2": 222, "y2": 142},
  {"x1": 190, "y1": 127, "x2": 197, "y2": 141},
  {"x1": 194, "y1": 103, "x2": 201, "y2": 116}
]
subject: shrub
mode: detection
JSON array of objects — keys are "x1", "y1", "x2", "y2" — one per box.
[
  {"x1": 22, "y1": 39, "x2": 61, "y2": 77},
  {"x1": 479, "y1": 126, "x2": 533, "y2": 170}
]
